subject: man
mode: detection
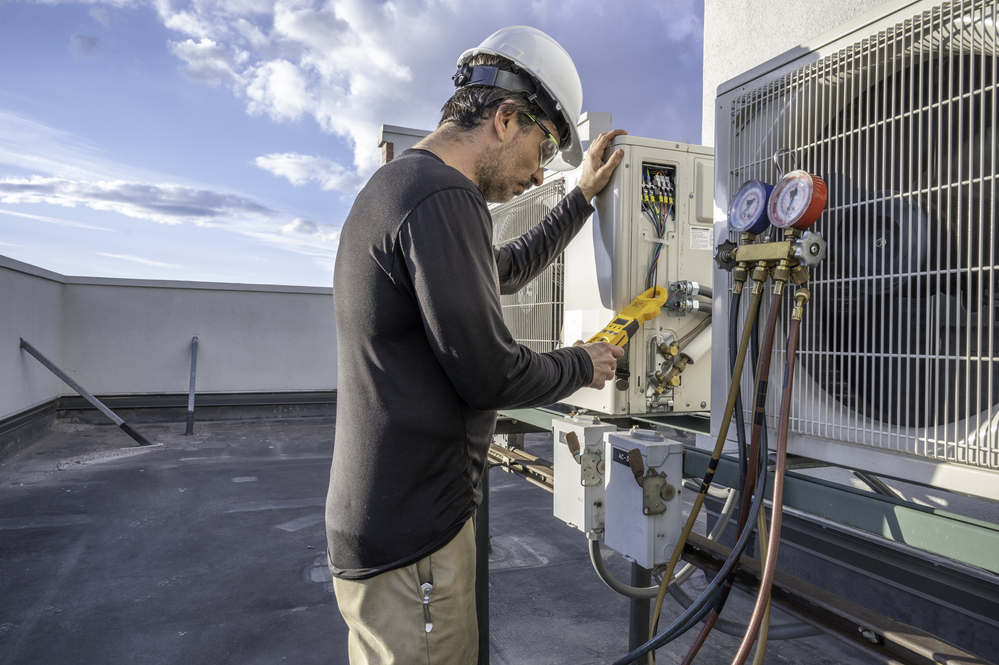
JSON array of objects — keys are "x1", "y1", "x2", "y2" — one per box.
[{"x1": 326, "y1": 26, "x2": 626, "y2": 664}]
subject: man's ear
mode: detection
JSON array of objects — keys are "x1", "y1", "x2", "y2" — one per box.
[{"x1": 492, "y1": 100, "x2": 520, "y2": 144}]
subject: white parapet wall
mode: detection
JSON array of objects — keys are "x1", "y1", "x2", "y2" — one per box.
[{"x1": 1, "y1": 254, "x2": 336, "y2": 422}]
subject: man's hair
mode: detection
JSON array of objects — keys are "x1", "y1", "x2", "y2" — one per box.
[{"x1": 438, "y1": 53, "x2": 547, "y2": 135}]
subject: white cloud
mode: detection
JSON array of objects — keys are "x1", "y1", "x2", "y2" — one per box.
[
  {"x1": 254, "y1": 152, "x2": 363, "y2": 191},
  {"x1": 245, "y1": 59, "x2": 313, "y2": 121},
  {"x1": 89, "y1": 8, "x2": 111, "y2": 28},
  {"x1": 97, "y1": 252, "x2": 180, "y2": 268},
  {"x1": 0, "y1": 111, "x2": 344, "y2": 261},
  {"x1": 48, "y1": 0, "x2": 699, "y2": 196},
  {"x1": 0, "y1": 206, "x2": 112, "y2": 230},
  {"x1": 280, "y1": 218, "x2": 339, "y2": 242},
  {"x1": 170, "y1": 38, "x2": 241, "y2": 84},
  {"x1": 0, "y1": 111, "x2": 144, "y2": 183},
  {"x1": 0, "y1": 176, "x2": 273, "y2": 224},
  {"x1": 234, "y1": 18, "x2": 269, "y2": 49},
  {"x1": 70, "y1": 33, "x2": 101, "y2": 59}
]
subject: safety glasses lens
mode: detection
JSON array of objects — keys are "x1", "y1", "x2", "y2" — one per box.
[{"x1": 540, "y1": 138, "x2": 558, "y2": 166}]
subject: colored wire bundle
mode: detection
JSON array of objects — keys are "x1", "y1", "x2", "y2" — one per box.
[{"x1": 642, "y1": 166, "x2": 674, "y2": 290}]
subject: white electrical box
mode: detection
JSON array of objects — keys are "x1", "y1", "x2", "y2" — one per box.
[
  {"x1": 552, "y1": 415, "x2": 617, "y2": 534},
  {"x1": 603, "y1": 428, "x2": 685, "y2": 569},
  {"x1": 561, "y1": 135, "x2": 714, "y2": 416}
]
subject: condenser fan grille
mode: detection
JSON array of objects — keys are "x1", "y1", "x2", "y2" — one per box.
[
  {"x1": 491, "y1": 178, "x2": 566, "y2": 354},
  {"x1": 726, "y1": 0, "x2": 998, "y2": 471}
]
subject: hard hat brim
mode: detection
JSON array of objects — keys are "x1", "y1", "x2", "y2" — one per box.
[{"x1": 545, "y1": 136, "x2": 582, "y2": 172}]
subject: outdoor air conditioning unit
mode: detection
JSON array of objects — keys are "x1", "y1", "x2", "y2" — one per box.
[
  {"x1": 712, "y1": 0, "x2": 999, "y2": 500},
  {"x1": 493, "y1": 134, "x2": 715, "y2": 416}
]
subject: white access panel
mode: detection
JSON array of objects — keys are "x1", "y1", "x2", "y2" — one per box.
[
  {"x1": 561, "y1": 135, "x2": 715, "y2": 417},
  {"x1": 603, "y1": 429, "x2": 685, "y2": 569},
  {"x1": 552, "y1": 415, "x2": 617, "y2": 534}
]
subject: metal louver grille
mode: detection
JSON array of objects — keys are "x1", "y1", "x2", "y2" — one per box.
[
  {"x1": 727, "y1": 0, "x2": 998, "y2": 473},
  {"x1": 491, "y1": 178, "x2": 566, "y2": 354}
]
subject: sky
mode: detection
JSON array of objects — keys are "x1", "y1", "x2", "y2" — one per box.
[{"x1": 0, "y1": 0, "x2": 704, "y2": 287}]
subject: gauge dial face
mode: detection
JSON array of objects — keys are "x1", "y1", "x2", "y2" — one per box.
[
  {"x1": 729, "y1": 180, "x2": 770, "y2": 233},
  {"x1": 769, "y1": 172, "x2": 814, "y2": 228}
]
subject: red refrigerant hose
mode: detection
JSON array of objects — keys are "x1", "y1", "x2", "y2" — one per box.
[{"x1": 729, "y1": 288, "x2": 809, "y2": 665}]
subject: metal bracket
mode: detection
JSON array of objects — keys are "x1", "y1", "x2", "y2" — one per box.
[
  {"x1": 580, "y1": 452, "x2": 602, "y2": 486},
  {"x1": 642, "y1": 473, "x2": 667, "y2": 515}
]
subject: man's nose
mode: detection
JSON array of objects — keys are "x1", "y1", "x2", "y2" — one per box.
[{"x1": 530, "y1": 168, "x2": 544, "y2": 187}]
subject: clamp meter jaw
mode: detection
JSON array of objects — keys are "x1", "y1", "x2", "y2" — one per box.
[{"x1": 587, "y1": 286, "x2": 670, "y2": 347}]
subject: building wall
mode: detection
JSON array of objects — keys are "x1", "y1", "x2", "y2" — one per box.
[
  {"x1": 702, "y1": 0, "x2": 889, "y2": 146},
  {"x1": 0, "y1": 257, "x2": 66, "y2": 418},
  {"x1": 1, "y1": 254, "x2": 336, "y2": 422}
]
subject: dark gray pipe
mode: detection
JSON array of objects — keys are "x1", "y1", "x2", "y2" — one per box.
[
  {"x1": 19, "y1": 338, "x2": 153, "y2": 447},
  {"x1": 186, "y1": 336, "x2": 199, "y2": 435}
]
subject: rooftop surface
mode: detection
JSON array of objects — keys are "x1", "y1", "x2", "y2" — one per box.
[{"x1": 0, "y1": 416, "x2": 876, "y2": 664}]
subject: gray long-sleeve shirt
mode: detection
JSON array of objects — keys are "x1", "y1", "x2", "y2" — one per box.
[{"x1": 326, "y1": 149, "x2": 595, "y2": 579}]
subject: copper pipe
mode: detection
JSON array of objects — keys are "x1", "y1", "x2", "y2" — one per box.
[{"x1": 730, "y1": 315, "x2": 803, "y2": 665}]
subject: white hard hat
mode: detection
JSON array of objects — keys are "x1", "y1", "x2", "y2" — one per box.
[{"x1": 454, "y1": 26, "x2": 583, "y2": 171}]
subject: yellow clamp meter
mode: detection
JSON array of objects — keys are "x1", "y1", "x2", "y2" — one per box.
[{"x1": 587, "y1": 286, "x2": 671, "y2": 347}]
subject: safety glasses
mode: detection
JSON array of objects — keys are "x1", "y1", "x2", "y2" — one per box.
[{"x1": 523, "y1": 112, "x2": 560, "y2": 168}]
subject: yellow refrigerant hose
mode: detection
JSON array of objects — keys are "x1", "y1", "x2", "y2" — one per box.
[
  {"x1": 751, "y1": 507, "x2": 772, "y2": 665},
  {"x1": 647, "y1": 284, "x2": 765, "y2": 658}
]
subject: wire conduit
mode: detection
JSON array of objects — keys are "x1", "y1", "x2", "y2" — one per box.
[{"x1": 588, "y1": 485, "x2": 739, "y2": 600}]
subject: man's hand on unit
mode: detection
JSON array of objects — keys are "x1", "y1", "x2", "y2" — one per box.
[{"x1": 577, "y1": 129, "x2": 628, "y2": 202}]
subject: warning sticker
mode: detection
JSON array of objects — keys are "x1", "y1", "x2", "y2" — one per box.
[{"x1": 689, "y1": 227, "x2": 713, "y2": 251}]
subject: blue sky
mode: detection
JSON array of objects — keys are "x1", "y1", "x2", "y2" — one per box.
[{"x1": 0, "y1": 0, "x2": 704, "y2": 286}]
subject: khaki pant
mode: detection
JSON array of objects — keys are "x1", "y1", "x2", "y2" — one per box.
[{"x1": 332, "y1": 517, "x2": 478, "y2": 665}]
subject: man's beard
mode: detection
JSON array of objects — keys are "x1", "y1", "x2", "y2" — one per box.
[{"x1": 474, "y1": 143, "x2": 533, "y2": 203}]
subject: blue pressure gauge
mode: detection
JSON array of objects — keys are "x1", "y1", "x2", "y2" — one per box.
[{"x1": 728, "y1": 180, "x2": 773, "y2": 234}]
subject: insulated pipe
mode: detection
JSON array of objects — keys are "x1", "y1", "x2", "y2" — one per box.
[
  {"x1": 588, "y1": 486, "x2": 738, "y2": 600},
  {"x1": 589, "y1": 538, "x2": 659, "y2": 600},
  {"x1": 730, "y1": 311, "x2": 804, "y2": 665},
  {"x1": 853, "y1": 471, "x2": 904, "y2": 500},
  {"x1": 681, "y1": 324, "x2": 712, "y2": 365}
]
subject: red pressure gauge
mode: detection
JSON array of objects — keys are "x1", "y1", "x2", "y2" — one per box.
[{"x1": 768, "y1": 170, "x2": 828, "y2": 230}]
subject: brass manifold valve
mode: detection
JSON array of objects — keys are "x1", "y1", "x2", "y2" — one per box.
[
  {"x1": 654, "y1": 356, "x2": 689, "y2": 394},
  {"x1": 714, "y1": 229, "x2": 827, "y2": 274}
]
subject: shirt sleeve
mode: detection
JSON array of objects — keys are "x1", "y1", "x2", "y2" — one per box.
[
  {"x1": 397, "y1": 187, "x2": 593, "y2": 411},
  {"x1": 494, "y1": 187, "x2": 594, "y2": 295}
]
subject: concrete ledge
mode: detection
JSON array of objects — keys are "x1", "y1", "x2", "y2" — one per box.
[
  {"x1": 0, "y1": 401, "x2": 59, "y2": 462},
  {"x1": 0, "y1": 392, "x2": 337, "y2": 461}
]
